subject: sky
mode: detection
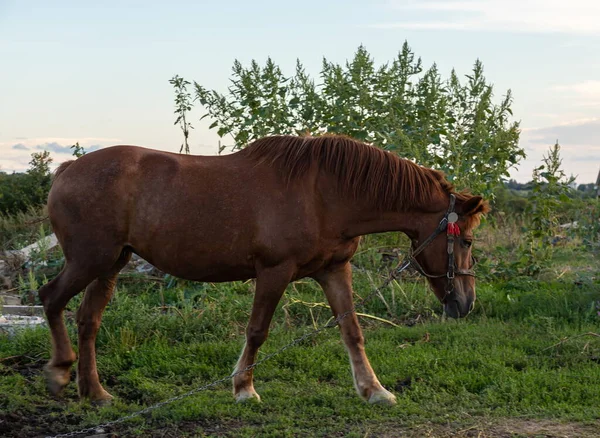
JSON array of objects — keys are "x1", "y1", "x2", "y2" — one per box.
[{"x1": 1, "y1": 0, "x2": 599, "y2": 183}]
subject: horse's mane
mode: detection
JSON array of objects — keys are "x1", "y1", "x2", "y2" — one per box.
[{"x1": 242, "y1": 134, "x2": 456, "y2": 212}]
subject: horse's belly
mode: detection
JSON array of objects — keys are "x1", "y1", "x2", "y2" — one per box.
[
  {"x1": 134, "y1": 249, "x2": 257, "y2": 283},
  {"x1": 181, "y1": 266, "x2": 257, "y2": 283}
]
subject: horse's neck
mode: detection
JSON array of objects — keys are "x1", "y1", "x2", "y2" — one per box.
[{"x1": 339, "y1": 195, "x2": 449, "y2": 239}]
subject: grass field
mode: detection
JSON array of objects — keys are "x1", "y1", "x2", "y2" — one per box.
[{"x1": 1, "y1": 233, "x2": 599, "y2": 437}]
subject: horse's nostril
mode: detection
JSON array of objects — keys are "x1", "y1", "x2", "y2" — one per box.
[{"x1": 444, "y1": 300, "x2": 460, "y2": 319}]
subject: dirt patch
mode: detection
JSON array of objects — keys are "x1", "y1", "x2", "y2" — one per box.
[
  {"x1": 487, "y1": 419, "x2": 600, "y2": 438},
  {"x1": 0, "y1": 408, "x2": 85, "y2": 438},
  {"x1": 0, "y1": 414, "x2": 244, "y2": 438},
  {"x1": 1, "y1": 411, "x2": 598, "y2": 438},
  {"x1": 136, "y1": 419, "x2": 600, "y2": 438},
  {"x1": 373, "y1": 419, "x2": 600, "y2": 438},
  {"x1": 138, "y1": 419, "x2": 246, "y2": 438}
]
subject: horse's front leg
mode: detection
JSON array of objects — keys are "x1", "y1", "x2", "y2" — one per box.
[
  {"x1": 315, "y1": 263, "x2": 396, "y2": 405},
  {"x1": 233, "y1": 262, "x2": 294, "y2": 402}
]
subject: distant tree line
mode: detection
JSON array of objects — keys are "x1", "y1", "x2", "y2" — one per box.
[
  {"x1": 505, "y1": 178, "x2": 596, "y2": 196},
  {"x1": 0, "y1": 144, "x2": 86, "y2": 215},
  {"x1": 0, "y1": 151, "x2": 53, "y2": 215}
]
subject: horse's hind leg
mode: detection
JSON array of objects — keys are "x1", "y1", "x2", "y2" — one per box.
[
  {"x1": 39, "y1": 263, "x2": 99, "y2": 396},
  {"x1": 76, "y1": 249, "x2": 131, "y2": 403},
  {"x1": 314, "y1": 263, "x2": 396, "y2": 405}
]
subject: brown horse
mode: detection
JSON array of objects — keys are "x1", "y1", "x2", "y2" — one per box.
[{"x1": 39, "y1": 134, "x2": 489, "y2": 406}]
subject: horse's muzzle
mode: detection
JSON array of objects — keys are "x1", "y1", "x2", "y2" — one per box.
[{"x1": 444, "y1": 295, "x2": 474, "y2": 319}]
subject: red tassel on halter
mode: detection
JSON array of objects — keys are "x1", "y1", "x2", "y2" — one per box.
[{"x1": 448, "y1": 222, "x2": 460, "y2": 236}]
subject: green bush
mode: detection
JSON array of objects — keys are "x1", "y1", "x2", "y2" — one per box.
[
  {"x1": 0, "y1": 151, "x2": 53, "y2": 215},
  {"x1": 175, "y1": 43, "x2": 524, "y2": 198}
]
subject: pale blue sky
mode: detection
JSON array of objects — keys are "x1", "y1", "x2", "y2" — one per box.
[{"x1": 1, "y1": 0, "x2": 599, "y2": 182}]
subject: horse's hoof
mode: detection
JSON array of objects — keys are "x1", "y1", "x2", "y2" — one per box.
[
  {"x1": 43, "y1": 364, "x2": 71, "y2": 396},
  {"x1": 80, "y1": 387, "x2": 114, "y2": 406},
  {"x1": 91, "y1": 394, "x2": 114, "y2": 407},
  {"x1": 368, "y1": 389, "x2": 397, "y2": 405},
  {"x1": 235, "y1": 389, "x2": 261, "y2": 403}
]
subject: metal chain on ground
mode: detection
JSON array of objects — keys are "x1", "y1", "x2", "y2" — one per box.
[{"x1": 46, "y1": 260, "x2": 411, "y2": 438}]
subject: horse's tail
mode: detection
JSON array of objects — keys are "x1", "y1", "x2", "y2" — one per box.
[{"x1": 52, "y1": 160, "x2": 75, "y2": 185}]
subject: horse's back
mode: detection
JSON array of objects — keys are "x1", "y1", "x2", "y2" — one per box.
[
  {"x1": 49, "y1": 145, "x2": 240, "y2": 210},
  {"x1": 47, "y1": 145, "x2": 326, "y2": 281}
]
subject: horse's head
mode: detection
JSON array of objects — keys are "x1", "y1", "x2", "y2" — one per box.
[{"x1": 411, "y1": 194, "x2": 490, "y2": 318}]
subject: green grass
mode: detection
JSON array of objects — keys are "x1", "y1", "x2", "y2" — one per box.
[{"x1": 1, "y1": 243, "x2": 599, "y2": 437}]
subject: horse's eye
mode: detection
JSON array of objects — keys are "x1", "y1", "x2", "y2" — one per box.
[{"x1": 462, "y1": 239, "x2": 472, "y2": 248}]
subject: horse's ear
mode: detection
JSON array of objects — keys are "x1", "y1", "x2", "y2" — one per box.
[{"x1": 461, "y1": 196, "x2": 490, "y2": 216}]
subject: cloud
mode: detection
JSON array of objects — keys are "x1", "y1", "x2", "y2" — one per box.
[
  {"x1": 558, "y1": 40, "x2": 589, "y2": 49},
  {"x1": 0, "y1": 137, "x2": 121, "y2": 172},
  {"x1": 34, "y1": 142, "x2": 105, "y2": 154},
  {"x1": 551, "y1": 80, "x2": 600, "y2": 107},
  {"x1": 518, "y1": 117, "x2": 600, "y2": 182},
  {"x1": 36, "y1": 142, "x2": 74, "y2": 154},
  {"x1": 523, "y1": 118, "x2": 600, "y2": 145},
  {"x1": 6, "y1": 141, "x2": 106, "y2": 160},
  {"x1": 373, "y1": 0, "x2": 600, "y2": 35},
  {"x1": 572, "y1": 153, "x2": 600, "y2": 162}
]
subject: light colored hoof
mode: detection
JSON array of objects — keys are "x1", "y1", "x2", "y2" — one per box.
[
  {"x1": 235, "y1": 388, "x2": 261, "y2": 403},
  {"x1": 44, "y1": 364, "x2": 71, "y2": 396},
  {"x1": 368, "y1": 389, "x2": 397, "y2": 405}
]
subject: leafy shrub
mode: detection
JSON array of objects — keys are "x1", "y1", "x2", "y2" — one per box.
[
  {"x1": 173, "y1": 43, "x2": 524, "y2": 198},
  {"x1": 0, "y1": 151, "x2": 53, "y2": 215}
]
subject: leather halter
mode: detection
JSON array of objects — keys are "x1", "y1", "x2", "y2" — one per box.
[{"x1": 405, "y1": 194, "x2": 476, "y2": 297}]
